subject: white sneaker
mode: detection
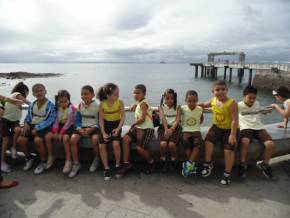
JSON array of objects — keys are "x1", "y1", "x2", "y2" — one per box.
[
  {"x1": 1, "y1": 162, "x2": 12, "y2": 173},
  {"x1": 62, "y1": 160, "x2": 72, "y2": 174},
  {"x1": 89, "y1": 157, "x2": 99, "y2": 173},
  {"x1": 23, "y1": 158, "x2": 34, "y2": 171},
  {"x1": 11, "y1": 147, "x2": 18, "y2": 159},
  {"x1": 34, "y1": 161, "x2": 47, "y2": 175},
  {"x1": 68, "y1": 163, "x2": 81, "y2": 178},
  {"x1": 46, "y1": 156, "x2": 56, "y2": 169}
]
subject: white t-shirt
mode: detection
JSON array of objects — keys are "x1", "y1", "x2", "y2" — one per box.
[{"x1": 238, "y1": 101, "x2": 264, "y2": 130}]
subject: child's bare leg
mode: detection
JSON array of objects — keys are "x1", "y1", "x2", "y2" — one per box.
[
  {"x1": 91, "y1": 134, "x2": 99, "y2": 157},
  {"x1": 17, "y1": 136, "x2": 30, "y2": 157},
  {"x1": 70, "y1": 134, "x2": 81, "y2": 162},
  {"x1": 189, "y1": 147, "x2": 200, "y2": 162},
  {"x1": 13, "y1": 127, "x2": 21, "y2": 148},
  {"x1": 34, "y1": 136, "x2": 47, "y2": 161},
  {"x1": 224, "y1": 148, "x2": 235, "y2": 173},
  {"x1": 99, "y1": 143, "x2": 109, "y2": 169},
  {"x1": 136, "y1": 146, "x2": 152, "y2": 162},
  {"x1": 185, "y1": 148, "x2": 191, "y2": 160},
  {"x1": 204, "y1": 140, "x2": 214, "y2": 162},
  {"x1": 160, "y1": 141, "x2": 167, "y2": 160},
  {"x1": 240, "y1": 137, "x2": 250, "y2": 163},
  {"x1": 1, "y1": 137, "x2": 9, "y2": 163},
  {"x1": 168, "y1": 142, "x2": 177, "y2": 160},
  {"x1": 45, "y1": 132, "x2": 54, "y2": 157},
  {"x1": 263, "y1": 140, "x2": 275, "y2": 164},
  {"x1": 122, "y1": 135, "x2": 132, "y2": 163},
  {"x1": 112, "y1": 140, "x2": 121, "y2": 166},
  {"x1": 63, "y1": 135, "x2": 72, "y2": 161}
]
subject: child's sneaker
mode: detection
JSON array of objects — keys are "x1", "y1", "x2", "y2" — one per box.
[
  {"x1": 220, "y1": 173, "x2": 231, "y2": 186},
  {"x1": 34, "y1": 161, "x2": 47, "y2": 175},
  {"x1": 23, "y1": 158, "x2": 34, "y2": 171},
  {"x1": 182, "y1": 161, "x2": 196, "y2": 177},
  {"x1": 257, "y1": 162, "x2": 273, "y2": 179},
  {"x1": 145, "y1": 161, "x2": 155, "y2": 174},
  {"x1": 62, "y1": 160, "x2": 72, "y2": 174},
  {"x1": 238, "y1": 163, "x2": 247, "y2": 178},
  {"x1": 89, "y1": 157, "x2": 99, "y2": 173},
  {"x1": 115, "y1": 166, "x2": 122, "y2": 179},
  {"x1": 103, "y1": 169, "x2": 112, "y2": 181},
  {"x1": 11, "y1": 147, "x2": 18, "y2": 159},
  {"x1": 46, "y1": 155, "x2": 56, "y2": 170},
  {"x1": 121, "y1": 162, "x2": 132, "y2": 176},
  {"x1": 1, "y1": 162, "x2": 12, "y2": 173},
  {"x1": 68, "y1": 163, "x2": 81, "y2": 178},
  {"x1": 201, "y1": 162, "x2": 214, "y2": 178}
]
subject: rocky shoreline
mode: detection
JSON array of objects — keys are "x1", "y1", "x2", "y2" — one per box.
[{"x1": 0, "y1": 71, "x2": 62, "y2": 79}]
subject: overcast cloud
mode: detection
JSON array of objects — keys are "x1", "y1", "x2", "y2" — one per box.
[{"x1": 0, "y1": 0, "x2": 289, "y2": 63}]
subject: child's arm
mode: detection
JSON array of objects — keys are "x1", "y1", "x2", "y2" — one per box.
[
  {"x1": 159, "y1": 106, "x2": 169, "y2": 130},
  {"x1": 229, "y1": 101, "x2": 239, "y2": 145},
  {"x1": 0, "y1": 94, "x2": 23, "y2": 105},
  {"x1": 15, "y1": 94, "x2": 30, "y2": 106},
  {"x1": 35, "y1": 102, "x2": 57, "y2": 131},
  {"x1": 132, "y1": 102, "x2": 147, "y2": 127},
  {"x1": 198, "y1": 100, "x2": 212, "y2": 109},
  {"x1": 51, "y1": 112, "x2": 60, "y2": 134},
  {"x1": 200, "y1": 113, "x2": 204, "y2": 124},
  {"x1": 113, "y1": 100, "x2": 126, "y2": 135},
  {"x1": 171, "y1": 105, "x2": 181, "y2": 131},
  {"x1": 60, "y1": 105, "x2": 77, "y2": 135},
  {"x1": 271, "y1": 102, "x2": 290, "y2": 128},
  {"x1": 98, "y1": 104, "x2": 109, "y2": 139}
]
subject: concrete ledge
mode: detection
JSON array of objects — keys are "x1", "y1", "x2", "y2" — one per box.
[{"x1": 53, "y1": 123, "x2": 290, "y2": 164}]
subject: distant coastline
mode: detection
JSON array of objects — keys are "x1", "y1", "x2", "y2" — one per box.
[{"x1": 0, "y1": 71, "x2": 62, "y2": 79}]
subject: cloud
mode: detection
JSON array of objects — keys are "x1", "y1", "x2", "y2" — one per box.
[{"x1": 0, "y1": 0, "x2": 289, "y2": 63}]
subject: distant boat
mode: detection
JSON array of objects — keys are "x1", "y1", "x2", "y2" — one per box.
[{"x1": 160, "y1": 61, "x2": 166, "y2": 64}]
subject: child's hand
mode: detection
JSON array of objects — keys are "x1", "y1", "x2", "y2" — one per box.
[
  {"x1": 270, "y1": 104, "x2": 279, "y2": 109},
  {"x1": 78, "y1": 128, "x2": 86, "y2": 136},
  {"x1": 22, "y1": 124, "x2": 30, "y2": 136},
  {"x1": 164, "y1": 128, "x2": 173, "y2": 138},
  {"x1": 84, "y1": 128, "x2": 95, "y2": 137},
  {"x1": 112, "y1": 128, "x2": 120, "y2": 137},
  {"x1": 103, "y1": 133, "x2": 110, "y2": 141},
  {"x1": 31, "y1": 129, "x2": 37, "y2": 136},
  {"x1": 228, "y1": 135, "x2": 237, "y2": 146},
  {"x1": 277, "y1": 124, "x2": 287, "y2": 129}
]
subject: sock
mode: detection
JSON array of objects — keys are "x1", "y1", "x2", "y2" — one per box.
[
  {"x1": 171, "y1": 157, "x2": 177, "y2": 161},
  {"x1": 204, "y1": 161, "x2": 212, "y2": 166},
  {"x1": 224, "y1": 171, "x2": 231, "y2": 177},
  {"x1": 73, "y1": 161, "x2": 79, "y2": 165},
  {"x1": 115, "y1": 163, "x2": 120, "y2": 167},
  {"x1": 160, "y1": 156, "x2": 166, "y2": 161},
  {"x1": 148, "y1": 159, "x2": 154, "y2": 164}
]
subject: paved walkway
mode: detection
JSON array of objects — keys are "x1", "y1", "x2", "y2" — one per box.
[{"x1": 1, "y1": 156, "x2": 290, "y2": 218}]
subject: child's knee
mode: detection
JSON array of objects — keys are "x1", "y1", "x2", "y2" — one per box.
[
  {"x1": 160, "y1": 141, "x2": 167, "y2": 149},
  {"x1": 241, "y1": 137, "x2": 250, "y2": 146},
  {"x1": 34, "y1": 136, "x2": 44, "y2": 145},
  {"x1": 14, "y1": 127, "x2": 21, "y2": 134},
  {"x1": 264, "y1": 140, "x2": 275, "y2": 150},
  {"x1": 91, "y1": 134, "x2": 99, "y2": 144},
  {"x1": 123, "y1": 135, "x2": 131, "y2": 144}
]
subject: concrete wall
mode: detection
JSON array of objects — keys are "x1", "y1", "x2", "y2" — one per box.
[{"x1": 253, "y1": 69, "x2": 290, "y2": 90}]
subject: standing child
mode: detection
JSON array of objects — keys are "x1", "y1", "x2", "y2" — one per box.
[
  {"x1": 51, "y1": 90, "x2": 77, "y2": 174},
  {"x1": 122, "y1": 84, "x2": 155, "y2": 175},
  {"x1": 158, "y1": 89, "x2": 181, "y2": 172},
  {"x1": 17, "y1": 83, "x2": 56, "y2": 175},
  {"x1": 271, "y1": 86, "x2": 290, "y2": 129},
  {"x1": 238, "y1": 86, "x2": 275, "y2": 178},
  {"x1": 200, "y1": 80, "x2": 239, "y2": 186},
  {"x1": 181, "y1": 90, "x2": 204, "y2": 177},
  {"x1": 1, "y1": 82, "x2": 29, "y2": 173},
  {"x1": 97, "y1": 83, "x2": 125, "y2": 180},
  {"x1": 69, "y1": 85, "x2": 100, "y2": 178}
]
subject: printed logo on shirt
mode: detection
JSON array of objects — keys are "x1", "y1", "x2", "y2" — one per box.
[
  {"x1": 215, "y1": 113, "x2": 226, "y2": 123},
  {"x1": 186, "y1": 117, "x2": 197, "y2": 126}
]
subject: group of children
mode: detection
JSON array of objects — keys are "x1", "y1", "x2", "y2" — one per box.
[{"x1": 0, "y1": 80, "x2": 289, "y2": 186}]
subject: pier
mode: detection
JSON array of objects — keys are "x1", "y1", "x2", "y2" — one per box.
[{"x1": 190, "y1": 52, "x2": 290, "y2": 88}]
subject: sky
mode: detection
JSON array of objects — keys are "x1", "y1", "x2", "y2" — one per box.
[{"x1": 0, "y1": 0, "x2": 289, "y2": 63}]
